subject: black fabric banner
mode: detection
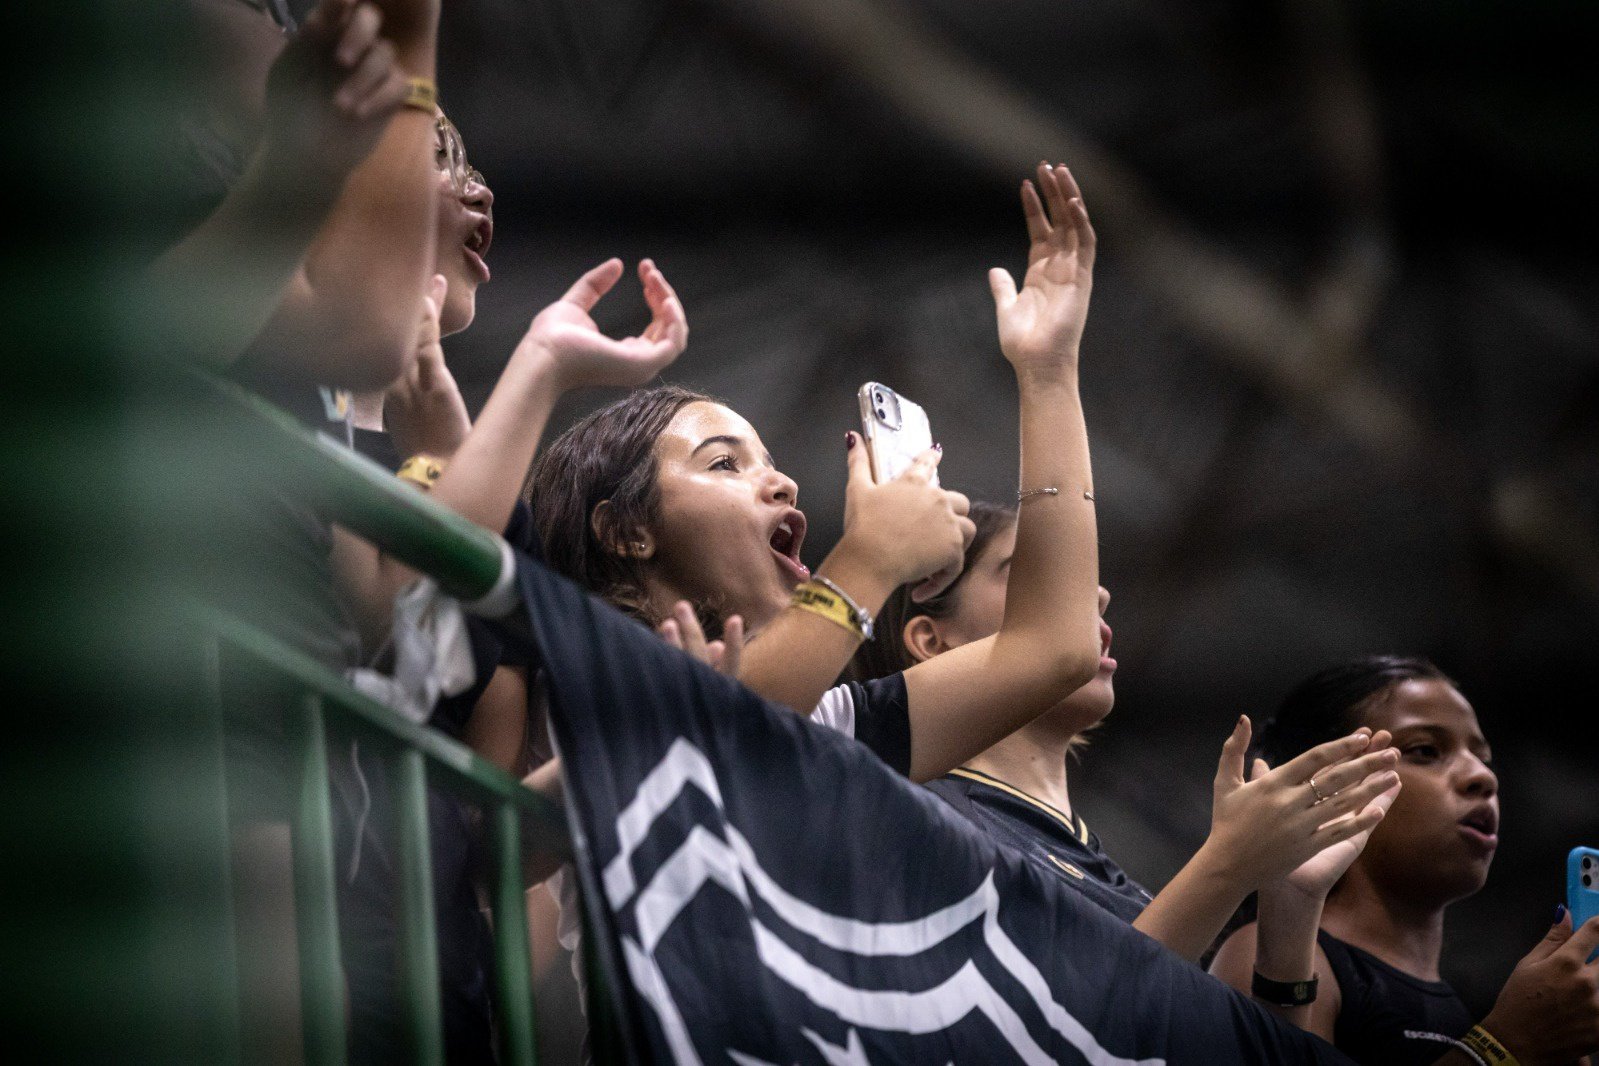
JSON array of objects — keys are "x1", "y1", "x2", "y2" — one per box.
[{"x1": 517, "y1": 553, "x2": 1351, "y2": 1065}]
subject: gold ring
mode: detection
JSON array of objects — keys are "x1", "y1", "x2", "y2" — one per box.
[{"x1": 1309, "y1": 776, "x2": 1329, "y2": 804}]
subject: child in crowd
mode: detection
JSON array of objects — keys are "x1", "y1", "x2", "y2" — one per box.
[{"x1": 1209, "y1": 658, "x2": 1599, "y2": 1066}]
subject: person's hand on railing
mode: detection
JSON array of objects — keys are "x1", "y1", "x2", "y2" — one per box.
[
  {"x1": 384, "y1": 274, "x2": 472, "y2": 459},
  {"x1": 263, "y1": 0, "x2": 412, "y2": 190},
  {"x1": 517, "y1": 258, "x2": 689, "y2": 393},
  {"x1": 657, "y1": 601, "x2": 744, "y2": 677}
]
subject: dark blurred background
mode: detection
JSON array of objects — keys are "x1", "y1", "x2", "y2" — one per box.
[{"x1": 313, "y1": 0, "x2": 1593, "y2": 1055}]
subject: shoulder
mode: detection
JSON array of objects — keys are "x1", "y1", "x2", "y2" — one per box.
[
  {"x1": 810, "y1": 674, "x2": 912, "y2": 776},
  {"x1": 809, "y1": 674, "x2": 909, "y2": 735},
  {"x1": 809, "y1": 682, "x2": 860, "y2": 734}
]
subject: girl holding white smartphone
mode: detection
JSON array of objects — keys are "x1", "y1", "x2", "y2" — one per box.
[{"x1": 527, "y1": 161, "x2": 1105, "y2": 784}]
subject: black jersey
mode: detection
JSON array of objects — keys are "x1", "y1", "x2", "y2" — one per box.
[
  {"x1": 926, "y1": 767, "x2": 1153, "y2": 923},
  {"x1": 1321, "y1": 930, "x2": 1474, "y2": 1065}
]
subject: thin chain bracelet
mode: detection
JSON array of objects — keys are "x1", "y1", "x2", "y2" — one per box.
[{"x1": 1017, "y1": 487, "x2": 1094, "y2": 503}]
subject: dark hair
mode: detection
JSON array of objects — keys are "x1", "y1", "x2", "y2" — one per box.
[
  {"x1": 850, "y1": 501, "x2": 1018, "y2": 681},
  {"x1": 528, "y1": 384, "x2": 717, "y2": 627},
  {"x1": 1257, "y1": 655, "x2": 1454, "y2": 767}
]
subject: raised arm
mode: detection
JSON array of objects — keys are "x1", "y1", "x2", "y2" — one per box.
[
  {"x1": 335, "y1": 260, "x2": 688, "y2": 643},
  {"x1": 734, "y1": 164, "x2": 1103, "y2": 775},
  {"x1": 890, "y1": 163, "x2": 1102, "y2": 781},
  {"x1": 425, "y1": 258, "x2": 687, "y2": 536},
  {"x1": 241, "y1": 0, "x2": 442, "y2": 389},
  {"x1": 149, "y1": 0, "x2": 415, "y2": 373}
]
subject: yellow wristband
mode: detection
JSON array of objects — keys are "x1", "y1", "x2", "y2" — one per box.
[
  {"x1": 1458, "y1": 1025, "x2": 1519, "y2": 1066},
  {"x1": 396, "y1": 453, "x2": 446, "y2": 490},
  {"x1": 790, "y1": 581, "x2": 867, "y2": 642},
  {"x1": 401, "y1": 77, "x2": 438, "y2": 113}
]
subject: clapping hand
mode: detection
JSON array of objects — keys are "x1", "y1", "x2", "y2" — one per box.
[
  {"x1": 1203, "y1": 716, "x2": 1401, "y2": 889},
  {"x1": 1274, "y1": 731, "x2": 1402, "y2": 903}
]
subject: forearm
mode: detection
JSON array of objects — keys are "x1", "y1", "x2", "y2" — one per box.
[
  {"x1": 273, "y1": 109, "x2": 436, "y2": 389},
  {"x1": 1252, "y1": 884, "x2": 1327, "y2": 1030},
  {"x1": 463, "y1": 666, "x2": 531, "y2": 775},
  {"x1": 429, "y1": 350, "x2": 562, "y2": 535},
  {"x1": 147, "y1": 143, "x2": 342, "y2": 368},
  {"x1": 521, "y1": 759, "x2": 567, "y2": 888},
  {"x1": 737, "y1": 542, "x2": 897, "y2": 714},
  {"x1": 1133, "y1": 844, "x2": 1248, "y2": 963},
  {"x1": 248, "y1": 2, "x2": 439, "y2": 390},
  {"x1": 995, "y1": 367, "x2": 1099, "y2": 694}
]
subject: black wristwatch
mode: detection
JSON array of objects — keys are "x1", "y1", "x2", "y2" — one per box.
[{"x1": 1252, "y1": 971, "x2": 1319, "y2": 1007}]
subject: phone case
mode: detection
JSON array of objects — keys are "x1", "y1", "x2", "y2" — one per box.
[
  {"x1": 1570, "y1": 846, "x2": 1599, "y2": 959},
  {"x1": 858, "y1": 382, "x2": 936, "y2": 485}
]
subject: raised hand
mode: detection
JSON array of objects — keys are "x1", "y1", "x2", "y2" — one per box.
[
  {"x1": 263, "y1": 0, "x2": 412, "y2": 183},
  {"x1": 838, "y1": 437, "x2": 975, "y2": 595},
  {"x1": 658, "y1": 601, "x2": 744, "y2": 676},
  {"x1": 1201, "y1": 716, "x2": 1401, "y2": 889},
  {"x1": 384, "y1": 274, "x2": 472, "y2": 459},
  {"x1": 988, "y1": 162, "x2": 1097, "y2": 374},
  {"x1": 519, "y1": 258, "x2": 688, "y2": 391}
]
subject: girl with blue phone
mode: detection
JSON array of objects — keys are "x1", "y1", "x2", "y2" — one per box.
[{"x1": 1211, "y1": 657, "x2": 1599, "y2": 1065}]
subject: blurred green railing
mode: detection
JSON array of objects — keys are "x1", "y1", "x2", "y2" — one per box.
[{"x1": 196, "y1": 375, "x2": 568, "y2": 1065}]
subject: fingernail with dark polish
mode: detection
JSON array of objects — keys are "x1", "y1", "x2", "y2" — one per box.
[
  {"x1": 1556, "y1": 904, "x2": 1568, "y2": 922},
  {"x1": 845, "y1": 432, "x2": 856, "y2": 449}
]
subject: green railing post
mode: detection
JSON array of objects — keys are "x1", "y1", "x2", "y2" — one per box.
[
  {"x1": 200, "y1": 638, "x2": 243, "y2": 1066},
  {"x1": 291, "y1": 695, "x2": 349, "y2": 1065},
  {"x1": 393, "y1": 749, "x2": 445, "y2": 1065},
  {"x1": 491, "y1": 803, "x2": 538, "y2": 1066}
]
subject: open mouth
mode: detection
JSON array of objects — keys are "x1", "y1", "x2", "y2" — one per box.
[
  {"x1": 768, "y1": 509, "x2": 810, "y2": 583},
  {"x1": 463, "y1": 216, "x2": 493, "y2": 280},
  {"x1": 1458, "y1": 807, "x2": 1499, "y2": 849},
  {"x1": 1098, "y1": 619, "x2": 1116, "y2": 672}
]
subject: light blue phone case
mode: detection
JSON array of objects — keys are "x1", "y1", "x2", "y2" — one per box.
[{"x1": 1569, "y1": 846, "x2": 1599, "y2": 961}]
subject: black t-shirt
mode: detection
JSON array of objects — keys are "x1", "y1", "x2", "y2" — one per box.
[
  {"x1": 1320, "y1": 930, "x2": 1474, "y2": 1065},
  {"x1": 925, "y1": 767, "x2": 1153, "y2": 924},
  {"x1": 211, "y1": 377, "x2": 363, "y2": 821},
  {"x1": 809, "y1": 673, "x2": 913, "y2": 776}
]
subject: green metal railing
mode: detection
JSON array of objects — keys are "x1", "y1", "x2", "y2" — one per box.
[{"x1": 195, "y1": 375, "x2": 570, "y2": 1065}]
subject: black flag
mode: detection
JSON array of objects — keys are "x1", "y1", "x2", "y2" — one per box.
[{"x1": 516, "y1": 553, "x2": 1352, "y2": 1065}]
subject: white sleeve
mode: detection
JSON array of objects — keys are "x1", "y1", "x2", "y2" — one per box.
[{"x1": 808, "y1": 684, "x2": 858, "y2": 739}]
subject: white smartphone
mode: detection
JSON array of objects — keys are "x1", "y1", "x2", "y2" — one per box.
[{"x1": 858, "y1": 382, "x2": 936, "y2": 485}]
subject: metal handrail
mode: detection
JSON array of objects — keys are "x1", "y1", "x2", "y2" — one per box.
[
  {"x1": 191, "y1": 372, "x2": 569, "y2": 1064},
  {"x1": 192, "y1": 370, "x2": 519, "y2": 615}
]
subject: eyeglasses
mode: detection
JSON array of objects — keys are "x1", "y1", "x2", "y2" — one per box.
[{"x1": 434, "y1": 114, "x2": 486, "y2": 196}]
